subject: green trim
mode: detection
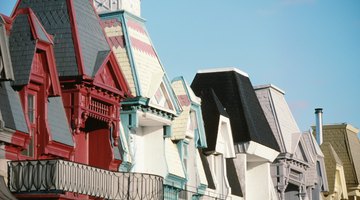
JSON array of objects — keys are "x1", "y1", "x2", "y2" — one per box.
[
  {"x1": 191, "y1": 105, "x2": 207, "y2": 148},
  {"x1": 163, "y1": 125, "x2": 172, "y2": 138},
  {"x1": 197, "y1": 183, "x2": 207, "y2": 195},
  {"x1": 121, "y1": 97, "x2": 176, "y2": 121},
  {"x1": 119, "y1": 161, "x2": 132, "y2": 172},
  {"x1": 164, "y1": 173, "x2": 187, "y2": 190}
]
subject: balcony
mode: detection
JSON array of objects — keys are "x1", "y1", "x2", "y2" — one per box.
[{"x1": 8, "y1": 160, "x2": 163, "y2": 200}]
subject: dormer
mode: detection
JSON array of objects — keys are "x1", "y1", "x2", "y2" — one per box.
[{"x1": 94, "y1": 0, "x2": 141, "y2": 17}]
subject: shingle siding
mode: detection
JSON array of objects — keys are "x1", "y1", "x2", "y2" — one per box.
[
  {"x1": 47, "y1": 97, "x2": 73, "y2": 146},
  {"x1": 19, "y1": 0, "x2": 79, "y2": 77},
  {"x1": 9, "y1": 14, "x2": 36, "y2": 86},
  {"x1": 192, "y1": 70, "x2": 280, "y2": 151},
  {"x1": 73, "y1": 0, "x2": 110, "y2": 77},
  {"x1": 0, "y1": 82, "x2": 28, "y2": 134}
]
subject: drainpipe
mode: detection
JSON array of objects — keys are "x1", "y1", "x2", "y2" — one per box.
[{"x1": 315, "y1": 108, "x2": 323, "y2": 145}]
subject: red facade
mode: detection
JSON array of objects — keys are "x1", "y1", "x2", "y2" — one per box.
[{"x1": 0, "y1": 1, "x2": 131, "y2": 199}]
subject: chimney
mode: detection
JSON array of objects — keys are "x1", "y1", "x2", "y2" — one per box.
[{"x1": 315, "y1": 108, "x2": 323, "y2": 145}]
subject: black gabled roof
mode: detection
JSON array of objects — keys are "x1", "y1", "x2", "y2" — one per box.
[
  {"x1": 9, "y1": 13, "x2": 36, "y2": 86},
  {"x1": 199, "y1": 149, "x2": 215, "y2": 189},
  {"x1": 47, "y1": 97, "x2": 73, "y2": 146},
  {"x1": 226, "y1": 158, "x2": 243, "y2": 197},
  {"x1": 18, "y1": 0, "x2": 78, "y2": 77},
  {"x1": 18, "y1": 0, "x2": 110, "y2": 78},
  {"x1": 191, "y1": 69, "x2": 280, "y2": 152},
  {"x1": 0, "y1": 81, "x2": 28, "y2": 133},
  {"x1": 198, "y1": 88, "x2": 228, "y2": 152}
]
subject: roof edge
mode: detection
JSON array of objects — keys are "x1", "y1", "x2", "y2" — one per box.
[
  {"x1": 254, "y1": 84, "x2": 285, "y2": 95},
  {"x1": 197, "y1": 67, "x2": 249, "y2": 77}
]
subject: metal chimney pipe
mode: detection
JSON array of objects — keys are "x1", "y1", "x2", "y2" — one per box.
[{"x1": 315, "y1": 108, "x2": 323, "y2": 145}]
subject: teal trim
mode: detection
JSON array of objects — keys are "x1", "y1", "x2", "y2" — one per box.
[
  {"x1": 191, "y1": 105, "x2": 207, "y2": 148},
  {"x1": 163, "y1": 76, "x2": 182, "y2": 115},
  {"x1": 164, "y1": 185, "x2": 180, "y2": 200},
  {"x1": 176, "y1": 140, "x2": 189, "y2": 182},
  {"x1": 163, "y1": 125, "x2": 172, "y2": 138},
  {"x1": 121, "y1": 96, "x2": 149, "y2": 106},
  {"x1": 99, "y1": 11, "x2": 142, "y2": 96},
  {"x1": 119, "y1": 161, "x2": 132, "y2": 172},
  {"x1": 197, "y1": 183, "x2": 207, "y2": 195},
  {"x1": 120, "y1": 110, "x2": 139, "y2": 129},
  {"x1": 164, "y1": 174, "x2": 187, "y2": 190}
]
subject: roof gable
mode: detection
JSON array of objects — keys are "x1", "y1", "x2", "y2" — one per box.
[
  {"x1": 100, "y1": 12, "x2": 181, "y2": 114},
  {"x1": 93, "y1": 52, "x2": 131, "y2": 96},
  {"x1": 16, "y1": 0, "x2": 111, "y2": 78},
  {"x1": 171, "y1": 77, "x2": 207, "y2": 147},
  {"x1": 0, "y1": 81, "x2": 28, "y2": 134},
  {"x1": 73, "y1": 0, "x2": 111, "y2": 77},
  {"x1": 0, "y1": 18, "x2": 14, "y2": 81},
  {"x1": 255, "y1": 84, "x2": 300, "y2": 153},
  {"x1": 198, "y1": 88, "x2": 229, "y2": 152},
  {"x1": 17, "y1": 0, "x2": 79, "y2": 77},
  {"x1": 191, "y1": 69, "x2": 280, "y2": 152},
  {"x1": 9, "y1": 12, "x2": 36, "y2": 86}
]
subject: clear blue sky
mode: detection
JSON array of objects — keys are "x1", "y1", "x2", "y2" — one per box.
[{"x1": 2, "y1": 1, "x2": 359, "y2": 132}]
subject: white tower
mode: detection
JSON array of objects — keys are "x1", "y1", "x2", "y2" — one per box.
[{"x1": 93, "y1": 0, "x2": 141, "y2": 17}]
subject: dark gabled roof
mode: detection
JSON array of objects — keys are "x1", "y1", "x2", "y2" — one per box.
[
  {"x1": 0, "y1": 175, "x2": 17, "y2": 200},
  {"x1": 191, "y1": 69, "x2": 280, "y2": 151},
  {"x1": 72, "y1": 0, "x2": 110, "y2": 77},
  {"x1": 9, "y1": 13, "x2": 36, "y2": 86},
  {"x1": 199, "y1": 149, "x2": 215, "y2": 189},
  {"x1": 47, "y1": 97, "x2": 73, "y2": 146},
  {"x1": 18, "y1": 0, "x2": 78, "y2": 77},
  {"x1": 226, "y1": 158, "x2": 243, "y2": 197},
  {"x1": 0, "y1": 81, "x2": 28, "y2": 133},
  {"x1": 17, "y1": 0, "x2": 111, "y2": 78},
  {"x1": 198, "y1": 88, "x2": 228, "y2": 152}
]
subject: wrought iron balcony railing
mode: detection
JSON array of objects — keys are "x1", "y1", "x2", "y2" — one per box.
[{"x1": 8, "y1": 159, "x2": 163, "y2": 200}]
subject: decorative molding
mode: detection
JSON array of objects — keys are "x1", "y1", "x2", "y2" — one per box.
[{"x1": 9, "y1": 159, "x2": 164, "y2": 199}]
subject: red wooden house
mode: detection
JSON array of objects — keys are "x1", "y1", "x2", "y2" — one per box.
[{"x1": 0, "y1": 0, "x2": 163, "y2": 199}]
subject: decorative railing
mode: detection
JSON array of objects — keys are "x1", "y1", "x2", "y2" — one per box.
[{"x1": 8, "y1": 160, "x2": 163, "y2": 200}]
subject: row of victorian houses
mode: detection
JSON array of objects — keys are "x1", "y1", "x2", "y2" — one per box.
[{"x1": 0, "y1": 0, "x2": 359, "y2": 199}]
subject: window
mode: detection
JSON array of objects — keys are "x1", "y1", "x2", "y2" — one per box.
[
  {"x1": 27, "y1": 94, "x2": 35, "y2": 123},
  {"x1": 21, "y1": 94, "x2": 36, "y2": 157}
]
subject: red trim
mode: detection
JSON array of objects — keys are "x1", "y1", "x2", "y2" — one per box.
[
  {"x1": 28, "y1": 10, "x2": 54, "y2": 44},
  {"x1": 108, "y1": 35, "x2": 126, "y2": 48},
  {"x1": 15, "y1": 192, "x2": 88, "y2": 200},
  {"x1": 45, "y1": 142, "x2": 74, "y2": 159},
  {"x1": 66, "y1": 0, "x2": 85, "y2": 76},
  {"x1": 10, "y1": 131, "x2": 29, "y2": 147},
  {"x1": 35, "y1": 42, "x2": 62, "y2": 96},
  {"x1": 127, "y1": 19, "x2": 147, "y2": 35},
  {"x1": 93, "y1": 52, "x2": 131, "y2": 98},
  {"x1": 10, "y1": 0, "x2": 21, "y2": 17},
  {"x1": 130, "y1": 36, "x2": 157, "y2": 57},
  {"x1": 101, "y1": 19, "x2": 122, "y2": 28}
]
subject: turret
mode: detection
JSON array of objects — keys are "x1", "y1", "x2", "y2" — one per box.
[{"x1": 93, "y1": 0, "x2": 141, "y2": 17}]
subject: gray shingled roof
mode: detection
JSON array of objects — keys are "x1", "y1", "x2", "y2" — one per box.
[
  {"x1": 9, "y1": 13, "x2": 36, "y2": 86},
  {"x1": 191, "y1": 70, "x2": 280, "y2": 152},
  {"x1": 18, "y1": 0, "x2": 79, "y2": 77},
  {"x1": 47, "y1": 97, "x2": 73, "y2": 146},
  {"x1": 0, "y1": 81, "x2": 28, "y2": 133},
  {"x1": 73, "y1": 0, "x2": 111, "y2": 77},
  {"x1": 18, "y1": 0, "x2": 111, "y2": 77}
]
